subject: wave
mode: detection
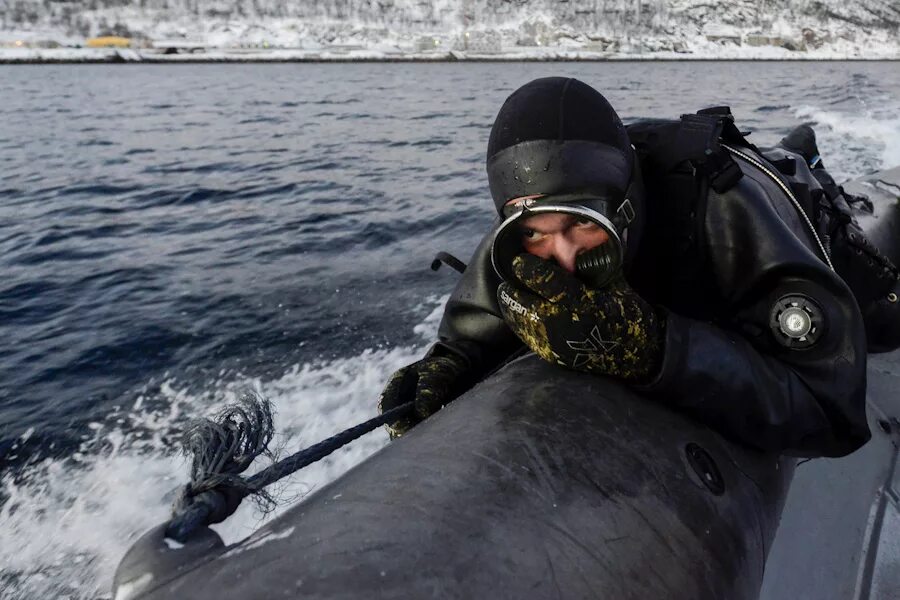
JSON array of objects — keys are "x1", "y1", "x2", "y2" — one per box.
[
  {"x1": 0, "y1": 296, "x2": 448, "y2": 600},
  {"x1": 793, "y1": 100, "x2": 900, "y2": 182}
]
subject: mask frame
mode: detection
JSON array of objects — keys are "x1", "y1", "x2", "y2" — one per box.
[{"x1": 491, "y1": 194, "x2": 635, "y2": 286}]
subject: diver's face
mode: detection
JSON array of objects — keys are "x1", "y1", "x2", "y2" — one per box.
[{"x1": 517, "y1": 212, "x2": 610, "y2": 273}]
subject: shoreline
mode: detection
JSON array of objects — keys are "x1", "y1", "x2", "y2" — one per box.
[
  {"x1": 3, "y1": 54, "x2": 900, "y2": 64},
  {"x1": 2, "y1": 45, "x2": 900, "y2": 64}
]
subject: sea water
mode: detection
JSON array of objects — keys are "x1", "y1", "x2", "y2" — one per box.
[{"x1": 1, "y1": 61, "x2": 898, "y2": 599}]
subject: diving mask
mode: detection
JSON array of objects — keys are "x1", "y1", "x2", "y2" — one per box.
[{"x1": 491, "y1": 193, "x2": 635, "y2": 289}]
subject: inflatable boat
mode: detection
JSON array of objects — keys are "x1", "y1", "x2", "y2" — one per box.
[{"x1": 113, "y1": 166, "x2": 900, "y2": 600}]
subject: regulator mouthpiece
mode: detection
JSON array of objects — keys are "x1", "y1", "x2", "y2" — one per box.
[{"x1": 575, "y1": 244, "x2": 620, "y2": 289}]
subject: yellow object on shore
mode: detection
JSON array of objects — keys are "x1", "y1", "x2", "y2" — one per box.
[{"x1": 86, "y1": 36, "x2": 131, "y2": 48}]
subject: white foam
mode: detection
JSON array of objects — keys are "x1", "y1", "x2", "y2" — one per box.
[
  {"x1": 0, "y1": 295, "x2": 447, "y2": 599},
  {"x1": 794, "y1": 101, "x2": 900, "y2": 182}
]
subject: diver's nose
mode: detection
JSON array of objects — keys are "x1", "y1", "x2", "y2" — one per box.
[{"x1": 549, "y1": 236, "x2": 579, "y2": 273}]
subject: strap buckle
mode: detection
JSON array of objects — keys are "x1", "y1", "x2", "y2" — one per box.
[{"x1": 617, "y1": 199, "x2": 636, "y2": 224}]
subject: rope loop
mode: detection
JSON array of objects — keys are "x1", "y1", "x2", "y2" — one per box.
[{"x1": 165, "y1": 393, "x2": 415, "y2": 543}]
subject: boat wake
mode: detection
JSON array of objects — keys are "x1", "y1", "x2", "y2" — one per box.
[
  {"x1": 0, "y1": 295, "x2": 447, "y2": 600},
  {"x1": 794, "y1": 99, "x2": 900, "y2": 182}
]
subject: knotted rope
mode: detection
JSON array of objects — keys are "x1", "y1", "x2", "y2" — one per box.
[{"x1": 165, "y1": 393, "x2": 413, "y2": 543}]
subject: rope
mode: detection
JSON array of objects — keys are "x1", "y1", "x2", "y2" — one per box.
[{"x1": 165, "y1": 396, "x2": 414, "y2": 543}]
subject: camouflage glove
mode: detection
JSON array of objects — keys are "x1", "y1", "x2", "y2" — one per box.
[
  {"x1": 497, "y1": 254, "x2": 664, "y2": 383},
  {"x1": 378, "y1": 353, "x2": 471, "y2": 439}
]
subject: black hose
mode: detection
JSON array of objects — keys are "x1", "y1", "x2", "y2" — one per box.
[{"x1": 430, "y1": 252, "x2": 467, "y2": 274}]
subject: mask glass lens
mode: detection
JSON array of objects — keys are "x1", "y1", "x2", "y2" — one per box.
[{"x1": 491, "y1": 201, "x2": 625, "y2": 289}]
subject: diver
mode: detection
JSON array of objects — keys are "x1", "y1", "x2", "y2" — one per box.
[{"x1": 379, "y1": 77, "x2": 871, "y2": 458}]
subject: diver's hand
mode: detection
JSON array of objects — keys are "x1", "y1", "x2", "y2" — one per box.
[
  {"x1": 497, "y1": 254, "x2": 664, "y2": 382},
  {"x1": 378, "y1": 353, "x2": 470, "y2": 439}
]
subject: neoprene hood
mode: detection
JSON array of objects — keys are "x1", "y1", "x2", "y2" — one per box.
[
  {"x1": 486, "y1": 77, "x2": 644, "y2": 286},
  {"x1": 486, "y1": 77, "x2": 634, "y2": 212}
]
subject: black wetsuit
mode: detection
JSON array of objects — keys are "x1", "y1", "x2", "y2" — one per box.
[{"x1": 432, "y1": 145, "x2": 871, "y2": 459}]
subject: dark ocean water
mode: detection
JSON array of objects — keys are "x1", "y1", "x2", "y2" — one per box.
[{"x1": 0, "y1": 62, "x2": 898, "y2": 599}]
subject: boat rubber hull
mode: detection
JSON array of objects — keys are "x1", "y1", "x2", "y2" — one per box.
[{"x1": 115, "y1": 354, "x2": 793, "y2": 600}]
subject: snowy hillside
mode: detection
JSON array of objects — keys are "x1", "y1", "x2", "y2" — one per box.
[{"x1": 1, "y1": 0, "x2": 898, "y2": 58}]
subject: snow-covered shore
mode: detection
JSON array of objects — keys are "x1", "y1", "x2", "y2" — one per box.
[
  {"x1": 2, "y1": 42, "x2": 899, "y2": 64},
  {"x1": 2, "y1": 0, "x2": 899, "y2": 63}
]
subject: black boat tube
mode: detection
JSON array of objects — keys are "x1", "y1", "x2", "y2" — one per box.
[{"x1": 114, "y1": 354, "x2": 793, "y2": 600}]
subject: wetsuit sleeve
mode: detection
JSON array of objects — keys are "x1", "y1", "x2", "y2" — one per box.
[
  {"x1": 430, "y1": 224, "x2": 523, "y2": 378},
  {"x1": 641, "y1": 173, "x2": 871, "y2": 458}
]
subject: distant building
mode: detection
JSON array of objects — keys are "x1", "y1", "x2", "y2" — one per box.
[
  {"x1": 704, "y1": 25, "x2": 742, "y2": 46},
  {"x1": 415, "y1": 36, "x2": 444, "y2": 52},
  {"x1": 1, "y1": 39, "x2": 61, "y2": 48},
  {"x1": 150, "y1": 39, "x2": 206, "y2": 54},
  {"x1": 86, "y1": 36, "x2": 131, "y2": 48},
  {"x1": 453, "y1": 31, "x2": 502, "y2": 54}
]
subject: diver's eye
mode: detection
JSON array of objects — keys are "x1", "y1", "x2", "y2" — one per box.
[
  {"x1": 521, "y1": 229, "x2": 545, "y2": 243},
  {"x1": 574, "y1": 217, "x2": 596, "y2": 228}
]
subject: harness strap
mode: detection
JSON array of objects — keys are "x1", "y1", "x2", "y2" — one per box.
[
  {"x1": 634, "y1": 108, "x2": 746, "y2": 195},
  {"x1": 681, "y1": 109, "x2": 747, "y2": 194}
]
